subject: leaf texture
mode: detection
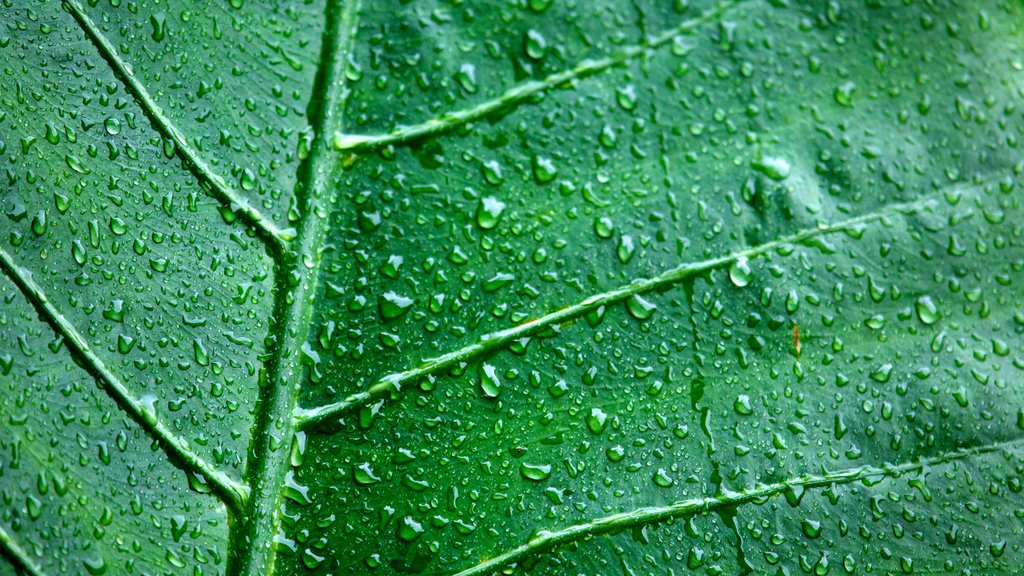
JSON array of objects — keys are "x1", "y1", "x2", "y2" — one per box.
[{"x1": 1, "y1": 0, "x2": 1023, "y2": 575}]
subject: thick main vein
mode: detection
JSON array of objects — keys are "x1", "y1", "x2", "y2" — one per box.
[
  {"x1": 0, "y1": 524, "x2": 47, "y2": 576},
  {"x1": 331, "y1": 0, "x2": 741, "y2": 154},
  {"x1": 448, "y1": 436, "x2": 1024, "y2": 576},
  {"x1": 0, "y1": 247, "x2": 247, "y2": 512},
  {"x1": 294, "y1": 195, "x2": 936, "y2": 430},
  {"x1": 62, "y1": 0, "x2": 292, "y2": 249},
  {"x1": 229, "y1": 0, "x2": 361, "y2": 574}
]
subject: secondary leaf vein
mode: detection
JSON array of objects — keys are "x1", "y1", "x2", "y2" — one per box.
[
  {"x1": 0, "y1": 524, "x2": 47, "y2": 576},
  {"x1": 331, "y1": 0, "x2": 741, "y2": 154},
  {"x1": 62, "y1": 0, "x2": 293, "y2": 249},
  {"x1": 0, "y1": 247, "x2": 248, "y2": 512},
  {"x1": 295, "y1": 195, "x2": 938, "y2": 430},
  {"x1": 449, "y1": 437, "x2": 1024, "y2": 576}
]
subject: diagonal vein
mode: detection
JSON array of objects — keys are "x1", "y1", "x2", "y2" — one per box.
[
  {"x1": 448, "y1": 436, "x2": 1024, "y2": 576},
  {"x1": 294, "y1": 195, "x2": 937, "y2": 430},
  {"x1": 0, "y1": 524, "x2": 47, "y2": 576},
  {"x1": 331, "y1": 0, "x2": 742, "y2": 154},
  {"x1": 0, "y1": 247, "x2": 248, "y2": 512},
  {"x1": 62, "y1": 0, "x2": 293, "y2": 249}
]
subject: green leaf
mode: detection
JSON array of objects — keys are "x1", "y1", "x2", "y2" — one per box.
[{"x1": 1, "y1": 1, "x2": 1023, "y2": 575}]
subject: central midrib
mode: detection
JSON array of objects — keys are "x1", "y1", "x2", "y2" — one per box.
[{"x1": 228, "y1": 0, "x2": 362, "y2": 573}]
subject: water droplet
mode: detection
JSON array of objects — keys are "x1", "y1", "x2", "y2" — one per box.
[
  {"x1": 397, "y1": 516, "x2": 424, "y2": 542},
  {"x1": 616, "y1": 85, "x2": 638, "y2": 111},
  {"x1": 751, "y1": 156, "x2": 791, "y2": 181},
  {"x1": 532, "y1": 155, "x2": 557, "y2": 183},
  {"x1": 454, "y1": 63, "x2": 477, "y2": 94},
  {"x1": 104, "y1": 117, "x2": 122, "y2": 135},
  {"x1": 734, "y1": 394, "x2": 753, "y2": 415},
  {"x1": 586, "y1": 407, "x2": 608, "y2": 434},
  {"x1": 617, "y1": 235, "x2": 635, "y2": 264},
  {"x1": 915, "y1": 296, "x2": 939, "y2": 325},
  {"x1": 652, "y1": 468, "x2": 673, "y2": 487},
  {"x1": 834, "y1": 81, "x2": 855, "y2": 106},
  {"x1": 528, "y1": 0, "x2": 552, "y2": 12},
  {"x1": 626, "y1": 295, "x2": 657, "y2": 320},
  {"x1": 524, "y1": 29, "x2": 546, "y2": 60},
  {"x1": 379, "y1": 292, "x2": 413, "y2": 320},
  {"x1": 729, "y1": 257, "x2": 752, "y2": 287},
  {"x1": 150, "y1": 13, "x2": 167, "y2": 42},
  {"x1": 481, "y1": 160, "x2": 504, "y2": 185},
  {"x1": 480, "y1": 363, "x2": 501, "y2": 398},
  {"x1": 519, "y1": 462, "x2": 551, "y2": 482},
  {"x1": 476, "y1": 196, "x2": 506, "y2": 229},
  {"x1": 353, "y1": 462, "x2": 380, "y2": 485}
]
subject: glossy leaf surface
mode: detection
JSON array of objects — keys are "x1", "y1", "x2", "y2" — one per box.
[{"x1": 2, "y1": 1, "x2": 1023, "y2": 575}]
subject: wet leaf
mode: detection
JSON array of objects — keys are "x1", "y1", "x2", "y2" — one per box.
[{"x1": 2, "y1": 1, "x2": 1024, "y2": 575}]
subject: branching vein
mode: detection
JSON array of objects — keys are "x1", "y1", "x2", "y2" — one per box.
[
  {"x1": 331, "y1": 0, "x2": 741, "y2": 154},
  {"x1": 0, "y1": 247, "x2": 248, "y2": 512},
  {"x1": 62, "y1": 0, "x2": 293, "y2": 249},
  {"x1": 449, "y1": 437, "x2": 1024, "y2": 576},
  {"x1": 294, "y1": 195, "x2": 937, "y2": 430},
  {"x1": 0, "y1": 525, "x2": 46, "y2": 576},
  {"x1": 230, "y1": 0, "x2": 362, "y2": 573}
]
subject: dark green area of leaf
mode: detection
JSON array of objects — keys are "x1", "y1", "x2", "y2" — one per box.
[{"x1": 2, "y1": 1, "x2": 1024, "y2": 575}]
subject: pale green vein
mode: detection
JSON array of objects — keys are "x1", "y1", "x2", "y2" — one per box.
[
  {"x1": 331, "y1": 0, "x2": 741, "y2": 154},
  {"x1": 0, "y1": 247, "x2": 248, "y2": 512},
  {"x1": 449, "y1": 437, "x2": 1024, "y2": 576},
  {"x1": 62, "y1": 0, "x2": 293, "y2": 249},
  {"x1": 295, "y1": 195, "x2": 937, "y2": 430},
  {"x1": 0, "y1": 525, "x2": 46, "y2": 576},
  {"x1": 230, "y1": 0, "x2": 362, "y2": 573}
]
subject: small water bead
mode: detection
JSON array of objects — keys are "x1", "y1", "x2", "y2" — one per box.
[
  {"x1": 397, "y1": 516, "x2": 424, "y2": 542},
  {"x1": 524, "y1": 29, "x2": 546, "y2": 60},
  {"x1": 519, "y1": 462, "x2": 551, "y2": 482},
  {"x1": 626, "y1": 295, "x2": 657, "y2": 320},
  {"x1": 104, "y1": 117, "x2": 122, "y2": 135},
  {"x1": 834, "y1": 81, "x2": 856, "y2": 107},
  {"x1": 479, "y1": 363, "x2": 501, "y2": 398},
  {"x1": 109, "y1": 216, "x2": 128, "y2": 235},
  {"x1": 150, "y1": 12, "x2": 167, "y2": 42},
  {"x1": 594, "y1": 217, "x2": 614, "y2": 238},
  {"x1": 751, "y1": 156, "x2": 791, "y2": 181},
  {"x1": 586, "y1": 407, "x2": 608, "y2": 434},
  {"x1": 481, "y1": 160, "x2": 504, "y2": 185},
  {"x1": 532, "y1": 155, "x2": 557, "y2": 183},
  {"x1": 454, "y1": 63, "x2": 478, "y2": 94},
  {"x1": 31, "y1": 210, "x2": 47, "y2": 236},
  {"x1": 729, "y1": 257, "x2": 752, "y2": 287},
  {"x1": 616, "y1": 85, "x2": 638, "y2": 111},
  {"x1": 475, "y1": 195, "x2": 506, "y2": 230},
  {"x1": 379, "y1": 291, "x2": 413, "y2": 320},
  {"x1": 915, "y1": 296, "x2": 939, "y2": 325},
  {"x1": 652, "y1": 468, "x2": 673, "y2": 487},
  {"x1": 353, "y1": 462, "x2": 380, "y2": 485},
  {"x1": 734, "y1": 394, "x2": 753, "y2": 415},
  {"x1": 617, "y1": 235, "x2": 635, "y2": 264}
]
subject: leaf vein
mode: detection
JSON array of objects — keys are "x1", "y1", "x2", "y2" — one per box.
[
  {"x1": 62, "y1": 0, "x2": 293, "y2": 249},
  {"x1": 0, "y1": 524, "x2": 47, "y2": 576},
  {"x1": 449, "y1": 437, "x2": 1024, "y2": 576},
  {"x1": 0, "y1": 247, "x2": 248, "y2": 512},
  {"x1": 229, "y1": 0, "x2": 362, "y2": 572},
  {"x1": 331, "y1": 0, "x2": 741, "y2": 154},
  {"x1": 295, "y1": 195, "x2": 937, "y2": 430}
]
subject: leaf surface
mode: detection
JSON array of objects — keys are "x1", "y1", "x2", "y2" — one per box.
[{"x1": 2, "y1": 1, "x2": 1024, "y2": 575}]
